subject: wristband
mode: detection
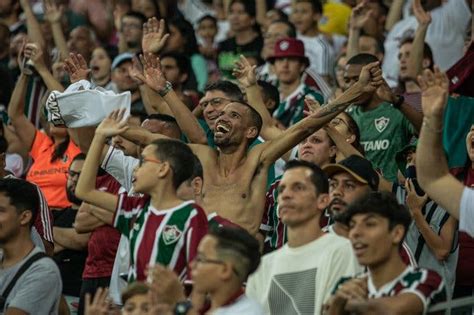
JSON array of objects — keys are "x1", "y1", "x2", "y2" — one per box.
[
  {"x1": 159, "y1": 81, "x2": 173, "y2": 97},
  {"x1": 393, "y1": 95, "x2": 404, "y2": 109}
]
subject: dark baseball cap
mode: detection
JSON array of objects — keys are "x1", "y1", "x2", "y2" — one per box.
[{"x1": 323, "y1": 155, "x2": 379, "y2": 190}]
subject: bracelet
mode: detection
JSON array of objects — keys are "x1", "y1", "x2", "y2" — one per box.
[
  {"x1": 422, "y1": 117, "x2": 443, "y2": 133},
  {"x1": 393, "y1": 95, "x2": 404, "y2": 109},
  {"x1": 159, "y1": 81, "x2": 173, "y2": 97}
]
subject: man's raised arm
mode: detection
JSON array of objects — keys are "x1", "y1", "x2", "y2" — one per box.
[
  {"x1": 416, "y1": 68, "x2": 465, "y2": 219},
  {"x1": 233, "y1": 55, "x2": 283, "y2": 140},
  {"x1": 75, "y1": 110, "x2": 129, "y2": 213},
  {"x1": 260, "y1": 62, "x2": 384, "y2": 164},
  {"x1": 135, "y1": 53, "x2": 208, "y2": 145}
]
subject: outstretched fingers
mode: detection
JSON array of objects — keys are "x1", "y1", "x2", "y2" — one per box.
[{"x1": 433, "y1": 66, "x2": 449, "y2": 90}]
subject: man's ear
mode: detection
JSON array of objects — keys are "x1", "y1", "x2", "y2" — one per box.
[
  {"x1": 316, "y1": 193, "x2": 330, "y2": 210},
  {"x1": 20, "y1": 210, "x2": 33, "y2": 227},
  {"x1": 157, "y1": 161, "x2": 172, "y2": 179},
  {"x1": 246, "y1": 126, "x2": 259, "y2": 140},
  {"x1": 391, "y1": 224, "x2": 406, "y2": 245},
  {"x1": 191, "y1": 177, "x2": 203, "y2": 197}
]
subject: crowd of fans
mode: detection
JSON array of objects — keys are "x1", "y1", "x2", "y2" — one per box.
[{"x1": 0, "y1": 0, "x2": 473, "y2": 314}]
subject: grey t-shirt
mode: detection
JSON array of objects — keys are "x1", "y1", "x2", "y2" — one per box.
[{"x1": 0, "y1": 247, "x2": 62, "y2": 314}]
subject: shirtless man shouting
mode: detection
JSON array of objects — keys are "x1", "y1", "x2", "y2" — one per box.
[{"x1": 101, "y1": 54, "x2": 383, "y2": 235}]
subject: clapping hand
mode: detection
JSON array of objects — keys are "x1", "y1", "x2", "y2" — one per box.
[{"x1": 64, "y1": 53, "x2": 91, "y2": 83}]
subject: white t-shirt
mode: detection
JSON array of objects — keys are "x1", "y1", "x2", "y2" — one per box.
[
  {"x1": 298, "y1": 34, "x2": 335, "y2": 77},
  {"x1": 213, "y1": 294, "x2": 264, "y2": 315},
  {"x1": 5, "y1": 153, "x2": 24, "y2": 178},
  {"x1": 246, "y1": 233, "x2": 361, "y2": 315},
  {"x1": 382, "y1": 0, "x2": 471, "y2": 87},
  {"x1": 101, "y1": 146, "x2": 137, "y2": 304},
  {"x1": 101, "y1": 145, "x2": 138, "y2": 192},
  {"x1": 459, "y1": 187, "x2": 474, "y2": 237}
]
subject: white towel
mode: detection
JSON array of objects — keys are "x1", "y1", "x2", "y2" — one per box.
[{"x1": 46, "y1": 80, "x2": 131, "y2": 128}]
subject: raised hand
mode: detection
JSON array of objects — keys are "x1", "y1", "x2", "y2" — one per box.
[
  {"x1": 413, "y1": 0, "x2": 432, "y2": 26},
  {"x1": 303, "y1": 96, "x2": 322, "y2": 116},
  {"x1": 350, "y1": 0, "x2": 373, "y2": 30},
  {"x1": 146, "y1": 264, "x2": 185, "y2": 306},
  {"x1": 406, "y1": 179, "x2": 428, "y2": 218},
  {"x1": 43, "y1": 0, "x2": 63, "y2": 24},
  {"x1": 130, "y1": 56, "x2": 145, "y2": 84},
  {"x1": 358, "y1": 61, "x2": 384, "y2": 93},
  {"x1": 64, "y1": 53, "x2": 91, "y2": 83},
  {"x1": 84, "y1": 287, "x2": 109, "y2": 315},
  {"x1": 232, "y1": 55, "x2": 257, "y2": 88},
  {"x1": 417, "y1": 67, "x2": 449, "y2": 118},
  {"x1": 142, "y1": 17, "x2": 170, "y2": 54},
  {"x1": 23, "y1": 42, "x2": 46, "y2": 70},
  {"x1": 138, "y1": 52, "x2": 168, "y2": 93},
  {"x1": 96, "y1": 109, "x2": 129, "y2": 137}
]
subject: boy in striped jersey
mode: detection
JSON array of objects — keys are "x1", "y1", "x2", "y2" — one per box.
[
  {"x1": 326, "y1": 192, "x2": 445, "y2": 315},
  {"x1": 76, "y1": 110, "x2": 208, "y2": 283}
]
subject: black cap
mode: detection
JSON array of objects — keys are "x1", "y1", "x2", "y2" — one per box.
[{"x1": 323, "y1": 155, "x2": 379, "y2": 191}]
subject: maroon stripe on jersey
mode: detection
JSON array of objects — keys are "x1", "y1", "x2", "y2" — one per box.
[
  {"x1": 136, "y1": 213, "x2": 166, "y2": 281},
  {"x1": 415, "y1": 269, "x2": 444, "y2": 300}
]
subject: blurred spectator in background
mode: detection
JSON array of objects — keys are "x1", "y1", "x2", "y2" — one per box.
[
  {"x1": 291, "y1": 0, "x2": 335, "y2": 84},
  {"x1": 218, "y1": 0, "x2": 263, "y2": 79}
]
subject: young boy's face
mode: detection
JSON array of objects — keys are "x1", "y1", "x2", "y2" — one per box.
[
  {"x1": 348, "y1": 213, "x2": 404, "y2": 268},
  {"x1": 198, "y1": 18, "x2": 218, "y2": 41},
  {"x1": 290, "y1": 1, "x2": 319, "y2": 34}
]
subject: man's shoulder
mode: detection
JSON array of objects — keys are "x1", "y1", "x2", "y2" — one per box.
[
  {"x1": 322, "y1": 232, "x2": 353, "y2": 248},
  {"x1": 400, "y1": 266, "x2": 443, "y2": 288},
  {"x1": 17, "y1": 248, "x2": 60, "y2": 281},
  {"x1": 218, "y1": 295, "x2": 264, "y2": 315}
]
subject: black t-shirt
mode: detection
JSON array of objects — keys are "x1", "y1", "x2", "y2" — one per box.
[
  {"x1": 217, "y1": 36, "x2": 263, "y2": 79},
  {"x1": 52, "y1": 208, "x2": 88, "y2": 297}
]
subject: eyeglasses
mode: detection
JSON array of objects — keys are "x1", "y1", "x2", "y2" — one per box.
[
  {"x1": 199, "y1": 97, "x2": 233, "y2": 109},
  {"x1": 193, "y1": 254, "x2": 240, "y2": 277},
  {"x1": 138, "y1": 156, "x2": 163, "y2": 167},
  {"x1": 68, "y1": 170, "x2": 81, "y2": 179}
]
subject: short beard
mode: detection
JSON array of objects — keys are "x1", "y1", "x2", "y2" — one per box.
[{"x1": 328, "y1": 198, "x2": 348, "y2": 223}]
